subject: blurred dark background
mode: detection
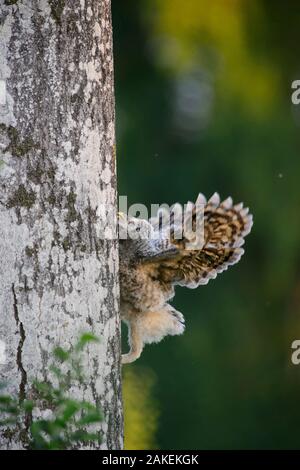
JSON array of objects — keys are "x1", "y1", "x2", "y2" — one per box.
[{"x1": 112, "y1": 0, "x2": 300, "y2": 449}]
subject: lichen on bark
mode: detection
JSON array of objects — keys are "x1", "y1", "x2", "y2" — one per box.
[
  {"x1": 6, "y1": 184, "x2": 36, "y2": 209},
  {"x1": 48, "y1": 0, "x2": 66, "y2": 25},
  {"x1": 0, "y1": 123, "x2": 37, "y2": 158},
  {"x1": 4, "y1": 1, "x2": 19, "y2": 5}
]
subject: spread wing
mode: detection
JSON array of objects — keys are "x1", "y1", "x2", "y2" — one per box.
[{"x1": 145, "y1": 193, "x2": 253, "y2": 288}]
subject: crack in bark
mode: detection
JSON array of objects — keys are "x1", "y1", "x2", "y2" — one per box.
[
  {"x1": 11, "y1": 285, "x2": 32, "y2": 440},
  {"x1": 12, "y1": 284, "x2": 27, "y2": 402}
]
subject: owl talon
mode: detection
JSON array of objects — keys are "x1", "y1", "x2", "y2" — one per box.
[
  {"x1": 118, "y1": 211, "x2": 126, "y2": 220},
  {"x1": 168, "y1": 307, "x2": 185, "y2": 324}
]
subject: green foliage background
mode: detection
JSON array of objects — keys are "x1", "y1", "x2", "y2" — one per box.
[{"x1": 114, "y1": 0, "x2": 300, "y2": 449}]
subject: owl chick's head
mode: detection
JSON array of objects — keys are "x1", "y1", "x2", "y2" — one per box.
[
  {"x1": 118, "y1": 212, "x2": 155, "y2": 241},
  {"x1": 118, "y1": 212, "x2": 161, "y2": 262}
]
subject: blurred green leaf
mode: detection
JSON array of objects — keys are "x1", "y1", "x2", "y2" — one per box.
[
  {"x1": 53, "y1": 347, "x2": 70, "y2": 362},
  {"x1": 0, "y1": 417, "x2": 18, "y2": 426},
  {"x1": 75, "y1": 333, "x2": 100, "y2": 352},
  {"x1": 70, "y1": 430, "x2": 100, "y2": 442},
  {"x1": 61, "y1": 399, "x2": 80, "y2": 422},
  {"x1": 78, "y1": 410, "x2": 103, "y2": 426},
  {"x1": 22, "y1": 400, "x2": 34, "y2": 412},
  {"x1": 49, "y1": 365, "x2": 63, "y2": 378}
]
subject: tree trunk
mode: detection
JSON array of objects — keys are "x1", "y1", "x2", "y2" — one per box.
[{"x1": 0, "y1": 0, "x2": 122, "y2": 450}]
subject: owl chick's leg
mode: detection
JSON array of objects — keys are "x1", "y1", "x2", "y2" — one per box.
[
  {"x1": 122, "y1": 305, "x2": 185, "y2": 364},
  {"x1": 122, "y1": 320, "x2": 144, "y2": 364}
]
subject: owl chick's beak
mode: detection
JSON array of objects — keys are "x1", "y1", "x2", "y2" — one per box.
[
  {"x1": 117, "y1": 211, "x2": 126, "y2": 220},
  {"x1": 118, "y1": 211, "x2": 128, "y2": 239}
]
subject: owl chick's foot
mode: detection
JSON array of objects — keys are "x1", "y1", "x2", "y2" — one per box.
[
  {"x1": 167, "y1": 306, "x2": 185, "y2": 324},
  {"x1": 164, "y1": 305, "x2": 185, "y2": 336},
  {"x1": 138, "y1": 305, "x2": 185, "y2": 342},
  {"x1": 122, "y1": 306, "x2": 185, "y2": 364}
]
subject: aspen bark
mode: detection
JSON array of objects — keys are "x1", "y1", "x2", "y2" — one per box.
[{"x1": 0, "y1": 0, "x2": 122, "y2": 449}]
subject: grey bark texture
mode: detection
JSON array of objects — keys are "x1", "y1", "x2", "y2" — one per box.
[{"x1": 0, "y1": 0, "x2": 122, "y2": 449}]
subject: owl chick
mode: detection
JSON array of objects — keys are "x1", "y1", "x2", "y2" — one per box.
[{"x1": 119, "y1": 193, "x2": 253, "y2": 364}]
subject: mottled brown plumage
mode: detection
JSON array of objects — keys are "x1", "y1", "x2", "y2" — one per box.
[{"x1": 119, "y1": 193, "x2": 253, "y2": 364}]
